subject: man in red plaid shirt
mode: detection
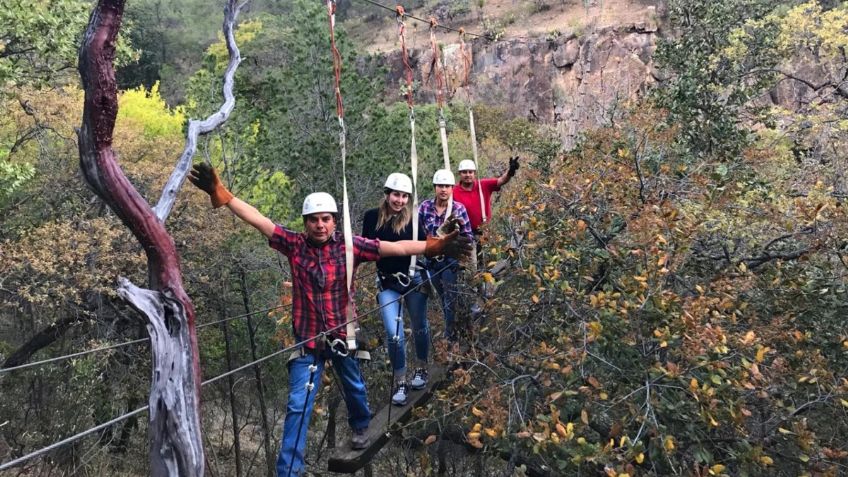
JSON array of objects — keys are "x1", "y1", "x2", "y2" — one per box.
[{"x1": 189, "y1": 164, "x2": 470, "y2": 476}]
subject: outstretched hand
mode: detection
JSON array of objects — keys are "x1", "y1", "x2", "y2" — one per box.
[
  {"x1": 188, "y1": 163, "x2": 233, "y2": 208},
  {"x1": 424, "y1": 229, "x2": 473, "y2": 259}
]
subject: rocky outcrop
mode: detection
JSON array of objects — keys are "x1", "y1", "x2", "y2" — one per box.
[{"x1": 375, "y1": 16, "x2": 660, "y2": 149}]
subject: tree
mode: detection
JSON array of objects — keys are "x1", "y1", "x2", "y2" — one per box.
[{"x1": 75, "y1": 0, "x2": 246, "y2": 474}]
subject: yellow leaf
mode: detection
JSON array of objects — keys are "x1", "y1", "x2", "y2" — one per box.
[
  {"x1": 710, "y1": 464, "x2": 726, "y2": 474},
  {"x1": 755, "y1": 346, "x2": 768, "y2": 363},
  {"x1": 468, "y1": 431, "x2": 481, "y2": 439},
  {"x1": 635, "y1": 452, "x2": 645, "y2": 464},
  {"x1": 484, "y1": 428, "x2": 498, "y2": 438},
  {"x1": 531, "y1": 294, "x2": 540, "y2": 304},
  {"x1": 760, "y1": 456, "x2": 773, "y2": 466},
  {"x1": 555, "y1": 423, "x2": 568, "y2": 438},
  {"x1": 664, "y1": 436, "x2": 675, "y2": 452},
  {"x1": 778, "y1": 427, "x2": 793, "y2": 434},
  {"x1": 471, "y1": 406, "x2": 485, "y2": 417},
  {"x1": 472, "y1": 423, "x2": 482, "y2": 432},
  {"x1": 841, "y1": 399, "x2": 848, "y2": 408},
  {"x1": 424, "y1": 435, "x2": 437, "y2": 445},
  {"x1": 577, "y1": 437, "x2": 587, "y2": 445},
  {"x1": 690, "y1": 378, "x2": 699, "y2": 391},
  {"x1": 581, "y1": 409, "x2": 589, "y2": 424},
  {"x1": 741, "y1": 330, "x2": 756, "y2": 345}
]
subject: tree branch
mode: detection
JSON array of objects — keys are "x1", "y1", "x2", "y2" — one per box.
[{"x1": 153, "y1": 0, "x2": 246, "y2": 221}]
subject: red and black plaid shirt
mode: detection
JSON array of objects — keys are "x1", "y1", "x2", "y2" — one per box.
[{"x1": 269, "y1": 225, "x2": 380, "y2": 349}]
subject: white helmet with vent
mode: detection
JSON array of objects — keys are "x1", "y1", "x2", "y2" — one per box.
[
  {"x1": 384, "y1": 173, "x2": 413, "y2": 194},
  {"x1": 302, "y1": 192, "x2": 338, "y2": 216},
  {"x1": 432, "y1": 169, "x2": 455, "y2": 185},
  {"x1": 457, "y1": 160, "x2": 477, "y2": 172}
]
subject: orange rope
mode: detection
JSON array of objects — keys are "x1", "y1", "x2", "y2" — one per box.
[
  {"x1": 428, "y1": 18, "x2": 445, "y2": 108},
  {"x1": 458, "y1": 28, "x2": 472, "y2": 89},
  {"x1": 396, "y1": 6, "x2": 414, "y2": 108},
  {"x1": 327, "y1": 0, "x2": 345, "y2": 118}
]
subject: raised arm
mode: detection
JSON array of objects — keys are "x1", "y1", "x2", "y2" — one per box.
[
  {"x1": 226, "y1": 197, "x2": 276, "y2": 239},
  {"x1": 496, "y1": 156, "x2": 520, "y2": 187},
  {"x1": 188, "y1": 163, "x2": 275, "y2": 239}
]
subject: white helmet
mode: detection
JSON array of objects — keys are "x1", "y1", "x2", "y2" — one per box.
[
  {"x1": 302, "y1": 192, "x2": 338, "y2": 216},
  {"x1": 432, "y1": 169, "x2": 455, "y2": 185},
  {"x1": 457, "y1": 160, "x2": 477, "y2": 172},
  {"x1": 384, "y1": 172, "x2": 413, "y2": 194}
]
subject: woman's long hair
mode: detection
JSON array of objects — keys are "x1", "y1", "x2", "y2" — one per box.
[{"x1": 376, "y1": 189, "x2": 412, "y2": 235}]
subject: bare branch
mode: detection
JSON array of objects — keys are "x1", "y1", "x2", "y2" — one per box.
[{"x1": 153, "y1": 0, "x2": 248, "y2": 221}]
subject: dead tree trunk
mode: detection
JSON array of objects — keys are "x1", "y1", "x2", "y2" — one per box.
[{"x1": 76, "y1": 0, "x2": 246, "y2": 475}]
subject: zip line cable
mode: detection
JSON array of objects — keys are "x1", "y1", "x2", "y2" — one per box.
[
  {"x1": 0, "y1": 302, "x2": 293, "y2": 375},
  {"x1": 0, "y1": 263, "x2": 452, "y2": 472},
  {"x1": 355, "y1": 0, "x2": 487, "y2": 38}
]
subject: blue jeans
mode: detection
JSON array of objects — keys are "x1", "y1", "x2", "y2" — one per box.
[
  {"x1": 276, "y1": 349, "x2": 370, "y2": 476},
  {"x1": 428, "y1": 259, "x2": 459, "y2": 341},
  {"x1": 377, "y1": 274, "x2": 429, "y2": 377}
]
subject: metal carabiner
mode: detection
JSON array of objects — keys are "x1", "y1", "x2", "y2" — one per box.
[
  {"x1": 326, "y1": 336, "x2": 350, "y2": 357},
  {"x1": 392, "y1": 272, "x2": 412, "y2": 288}
]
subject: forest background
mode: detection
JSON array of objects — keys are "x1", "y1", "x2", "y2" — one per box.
[{"x1": 1, "y1": 0, "x2": 847, "y2": 476}]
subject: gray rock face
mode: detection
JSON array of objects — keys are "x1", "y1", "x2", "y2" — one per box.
[{"x1": 371, "y1": 19, "x2": 662, "y2": 149}]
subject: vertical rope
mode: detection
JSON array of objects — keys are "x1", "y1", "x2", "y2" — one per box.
[
  {"x1": 459, "y1": 29, "x2": 486, "y2": 224},
  {"x1": 430, "y1": 19, "x2": 453, "y2": 217},
  {"x1": 398, "y1": 6, "x2": 420, "y2": 277},
  {"x1": 327, "y1": 0, "x2": 357, "y2": 349}
]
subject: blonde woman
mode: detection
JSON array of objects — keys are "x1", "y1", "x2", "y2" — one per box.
[{"x1": 361, "y1": 173, "x2": 429, "y2": 406}]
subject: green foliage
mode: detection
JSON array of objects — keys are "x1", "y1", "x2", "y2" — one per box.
[
  {"x1": 0, "y1": 0, "x2": 136, "y2": 89},
  {"x1": 0, "y1": 158, "x2": 35, "y2": 203},
  {"x1": 652, "y1": 0, "x2": 788, "y2": 160},
  {"x1": 117, "y1": 82, "x2": 185, "y2": 139},
  {"x1": 455, "y1": 103, "x2": 848, "y2": 476}
]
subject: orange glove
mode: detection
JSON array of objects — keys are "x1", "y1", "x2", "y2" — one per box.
[
  {"x1": 424, "y1": 229, "x2": 473, "y2": 259},
  {"x1": 188, "y1": 163, "x2": 233, "y2": 208}
]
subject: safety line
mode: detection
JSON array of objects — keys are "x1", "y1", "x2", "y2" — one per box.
[
  {"x1": 0, "y1": 264, "x2": 451, "y2": 472},
  {"x1": 355, "y1": 0, "x2": 486, "y2": 38},
  {"x1": 0, "y1": 302, "x2": 292, "y2": 375}
]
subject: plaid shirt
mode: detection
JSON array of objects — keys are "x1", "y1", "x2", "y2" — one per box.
[
  {"x1": 269, "y1": 225, "x2": 380, "y2": 349},
  {"x1": 419, "y1": 198, "x2": 474, "y2": 240}
]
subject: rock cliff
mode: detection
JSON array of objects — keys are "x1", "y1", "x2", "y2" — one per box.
[{"x1": 374, "y1": 7, "x2": 660, "y2": 149}]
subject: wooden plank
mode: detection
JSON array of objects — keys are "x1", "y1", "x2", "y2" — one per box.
[{"x1": 327, "y1": 365, "x2": 447, "y2": 473}]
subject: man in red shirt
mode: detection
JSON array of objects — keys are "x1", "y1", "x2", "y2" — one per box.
[
  {"x1": 188, "y1": 163, "x2": 470, "y2": 477},
  {"x1": 452, "y1": 157, "x2": 519, "y2": 260}
]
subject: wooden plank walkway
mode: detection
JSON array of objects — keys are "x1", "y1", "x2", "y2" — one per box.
[{"x1": 327, "y1": 364, "x2": 446, "y2": 473}]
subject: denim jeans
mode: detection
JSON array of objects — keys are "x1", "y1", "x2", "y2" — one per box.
[
  {"x1": 276, "y1": 349, "x2": 370, "y2": 476},
  {"x1": 377, "y1": 274, "x2": 429, "y2": 377},
  {"x1": 428, "y1": 258, "x2": 459, "y2": 341}
]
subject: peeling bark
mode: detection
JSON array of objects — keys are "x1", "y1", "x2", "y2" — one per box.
[{"x1": 77, "y1": 1, "x2": 203, "y2": 475}]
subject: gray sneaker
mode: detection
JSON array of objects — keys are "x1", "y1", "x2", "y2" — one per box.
[
  {"x1": 391, "y1": 382, "x2": 409, "y2": 406},
  {"x1": 351, "y1": 427, "x2": 368, "y2": 450},
  {"x1": 410, "y1": 368, "x2": 428, "y2": 390}
]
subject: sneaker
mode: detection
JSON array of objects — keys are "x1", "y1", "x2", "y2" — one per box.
[
  {"x1": 391, "y1": 382, "x2": 409, "y2": 406},
  {"x1": 351, "y1": 427, "x2": 368, "y2": 450},
  {"x1": 410, "y1": 368, "x2": 428, "y2": 390}
]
